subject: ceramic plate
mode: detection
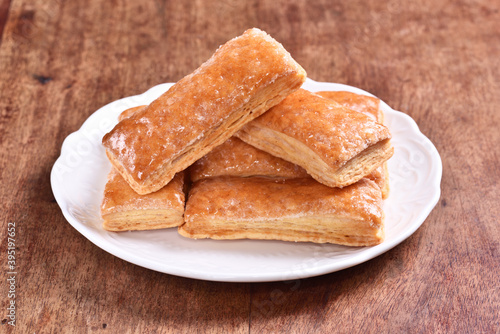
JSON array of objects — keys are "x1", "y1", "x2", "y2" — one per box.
[{"x1": 51, "y1": 78, "x2": 442, "y2": 282}]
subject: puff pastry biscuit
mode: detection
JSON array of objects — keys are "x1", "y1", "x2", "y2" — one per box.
[
  {"x1": 189, "y1": 137, "x2": 309, "y2": 182},
  {"x1": 180, "y1": 176, "x2": 384, "y2": 246},
  {"x1": 102, "y1": 28, "x2": 306, "y2": 195},
  {"x1": 317, "y1": 91, "x2": 390, "y2": 198},
  {"x1": 236, "y1": 89, "x2": 393, "y2": 188},
  {"x1": 101, "y1": 170, "x2": 185, "y2": 231}
]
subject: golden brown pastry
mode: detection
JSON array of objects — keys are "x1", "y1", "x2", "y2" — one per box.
[
  {"x1": 118, "y1": 105, "x2": 146, "y2": 121},
  {"x1": 316, "y1": 91, "x2": 390, "y2": 198},
  {"x1": 102, "y1": 28, "x2": 306, "y2": 195},
  {"x1": 189, "y1": 137, "x2": 309, "y2": 182},
  {"x1": 316, "y1": 91, "x2": 383, "y2": 123},
  {"x1": 180, "y1": 176, "x2": 384, "y2": 246},
  {"x1": 101, "y1": 170, "x2": 185, "y2": 231},
  {"x1": 236, "y1": 89, "x2": 394, "y2": 188}
]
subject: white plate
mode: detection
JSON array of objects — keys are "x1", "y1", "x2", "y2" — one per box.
[{"x1": 51, "y1": 78, "x2": 442, "y2": 282}]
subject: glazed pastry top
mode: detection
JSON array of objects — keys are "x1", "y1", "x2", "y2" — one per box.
[
  {"x1": 102, "y1": 28, "x2": 306, "y2": 184},
  {"x1": 316, "y1": 91, "x2": 381, "y2": 122},
  {"x1": 244, "y1": 89, "x2": 391, "y2": 170},
  {"x1": 185, "y1": 176, "x2": 383, "y2": 224}
]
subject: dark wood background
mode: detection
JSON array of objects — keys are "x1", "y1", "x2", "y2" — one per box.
[{"x1": 0, "y1": 0, "x2": 498, "y2": 332}]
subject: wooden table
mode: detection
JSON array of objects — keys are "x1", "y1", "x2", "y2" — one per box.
[{"x1": 1, "y1": 0, "x2": 498, "y2": 332}]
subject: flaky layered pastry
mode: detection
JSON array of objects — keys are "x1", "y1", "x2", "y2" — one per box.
[
  {"x1": 317, "y1": 91, "x2": 390, "y2": 198},
  {"x1": 101, "y1": 170, "x2": 185, "y2": 231},
  {"x1": 236, "y1": 89, "x2": 393, "y2": 188},
  {"x1": 189, "y1": 137, "x2": 309, "y2": 182},
  {"x1": 102, "y1": 28, "x2": 306, "y2": 195},
  {"x1": 179, "y1": 176, "x2": 384, "y2": 246}
]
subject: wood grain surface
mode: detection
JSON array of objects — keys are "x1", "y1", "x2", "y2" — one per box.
[{"x1": 0, "y1": 0, "x2": 499, "y2": 332}]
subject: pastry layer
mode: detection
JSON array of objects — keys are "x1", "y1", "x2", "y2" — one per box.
[
  {"x1": 102, "y1": 28, "x2": 306, "y2": 194},
  {"x1": 101, "y1": 170, "x2": 185, "y2": 231},
  {"x1": 189, "y1": 137, "x2": 309, "y2": 182},
  {"x1": 317, "y1": 91, "x2": 390, "y2": 198},
  {"x1": 236, "y1": 89, "x2": 393, "y2": 188},
  {"x1": 180, "y1": 176, "x2": 384, "y2": 246}
]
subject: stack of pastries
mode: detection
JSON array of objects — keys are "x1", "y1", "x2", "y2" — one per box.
[{"x1": 100, "y1": 28, "x2": 394, "y2": 246}]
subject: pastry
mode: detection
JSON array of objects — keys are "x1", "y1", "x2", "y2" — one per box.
[
  {"x1": 317, "y1": 91, "x2": 390, "y2": 198},
  {"x1": 180, "y1": 176, "x2": 384, "y2": 246},
  {"x1": 101, "y1": 170, "x2": 185, "y2": 231},
  {"x1": 102, "y1": 28, "x2": 306, "y2": 195},
  {"x1": 236, "y1": 89, "x2": 393, "y2": 188},
  {"x1": 316, "y1": 91, "x2": 383, "y2": 122},
  {"x1": 189, "y1": 137, "x2": 309, "y2": 182}
]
